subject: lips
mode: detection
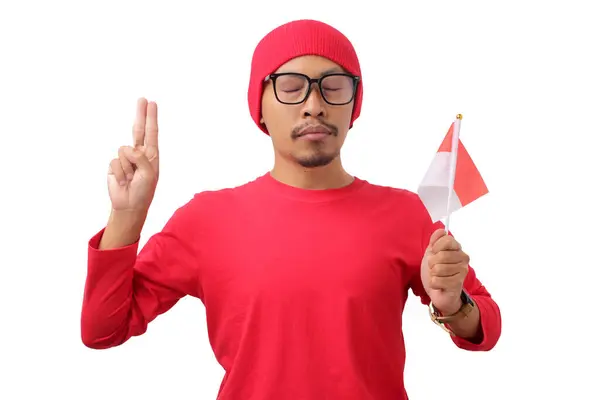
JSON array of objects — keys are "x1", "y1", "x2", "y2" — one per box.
[{"x1": 297, "y1": 125, "x2": 332, "y2": 137}]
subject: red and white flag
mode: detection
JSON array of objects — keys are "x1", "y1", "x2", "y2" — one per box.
[{"x1": 417, "y1": 114, "x2": 488, "y2": 228}]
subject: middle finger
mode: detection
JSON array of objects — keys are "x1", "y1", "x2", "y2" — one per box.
[{"x1": 132, "y1": 98, "x2": 148, "y2": 148}]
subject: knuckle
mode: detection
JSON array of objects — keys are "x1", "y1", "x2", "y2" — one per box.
[
  {"x1": 428, "y1": 257, "x2": 437, "y2": 269},
  {"x1": 133, "y1": 150, "x2": 145, "y2": 161},
  {"x1": 111, "y1": 165, "x2": 124, "y2": 177},
  {"x1": 118, "y1": 145, "x2": 131, "y2": 154},
  {"x1": 432, "y1": 253, "x2": 445, "y2": 264}
]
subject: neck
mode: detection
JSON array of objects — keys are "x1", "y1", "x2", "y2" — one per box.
[{"x1": 270, "y1": 155, "x2": 354, "y2": 190}]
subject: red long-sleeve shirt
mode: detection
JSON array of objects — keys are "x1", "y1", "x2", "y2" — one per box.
[{"x1": 81, "y1": 173, "x2": 501, "y2": 399}]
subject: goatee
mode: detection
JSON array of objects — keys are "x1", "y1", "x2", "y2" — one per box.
[{"x1": 297, "y1": 154, "x2": 335, "y2": 168}]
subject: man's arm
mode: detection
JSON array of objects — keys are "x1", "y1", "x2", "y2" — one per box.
[
  {"x1": 80, "y1": 196, "x2": 204, "y2": 349},
  {"x1": 411, "y1": 255, "x2": 501, "y2": 351},
  {"x1": 407, "y1": 200, "x2": 502, "y2": 352}
]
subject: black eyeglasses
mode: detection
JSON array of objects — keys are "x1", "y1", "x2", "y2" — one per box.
[{"x1": 264, "y1": 72, "x2": 360, "y2": 106}]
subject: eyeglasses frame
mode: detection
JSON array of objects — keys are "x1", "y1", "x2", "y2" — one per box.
[{"x1": 263, "y1": 72, "x2": 361, "y2": 106}]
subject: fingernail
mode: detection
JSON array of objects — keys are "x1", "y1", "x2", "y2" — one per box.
[{"x1": 119, "y1": 180, "x2": 127, "y2": 186}]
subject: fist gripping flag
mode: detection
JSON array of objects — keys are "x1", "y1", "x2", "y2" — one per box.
[{"x1": 417, "y1": 115, "x2": 488, "y2": 224}]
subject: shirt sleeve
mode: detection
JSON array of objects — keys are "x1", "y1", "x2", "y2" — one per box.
[
  {"x1": 407, "y1": 196, "x2": 502, "y2": 352},
  {"x1": 449, "y1": 266, "x2": 502, "y2": 351},
  {"x1": 80, "y1": 196, "x2": 205, "y2": 349}
]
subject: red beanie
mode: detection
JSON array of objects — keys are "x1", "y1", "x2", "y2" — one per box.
[{"x1": 247, "y1": 19, "x2": 363, "y2": 135}]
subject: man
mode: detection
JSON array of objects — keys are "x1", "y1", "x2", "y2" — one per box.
[{"x1": 81, "y1": 19, "x2": 501, "y2": 399}]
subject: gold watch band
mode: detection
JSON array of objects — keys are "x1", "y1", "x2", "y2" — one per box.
[{"x1": 429, "y1": 290, "x2": 475, "y2": 334}]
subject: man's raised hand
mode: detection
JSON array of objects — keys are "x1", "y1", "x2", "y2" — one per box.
[{"x1": 107, "y1": 98, "x2": 160, "y2": 214}]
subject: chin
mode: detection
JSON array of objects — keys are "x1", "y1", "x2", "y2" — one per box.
[{"x1": 294, "y1": 151, "x2": 338, "y2": 168}]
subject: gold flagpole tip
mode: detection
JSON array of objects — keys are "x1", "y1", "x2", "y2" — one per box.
[{"x1": 456, "y1": 113, "x2": 463, "y2": 120}]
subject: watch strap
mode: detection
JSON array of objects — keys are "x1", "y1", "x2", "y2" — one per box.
[{"x1": 429, "y1": 290, "x2": 475, "y2": 329}]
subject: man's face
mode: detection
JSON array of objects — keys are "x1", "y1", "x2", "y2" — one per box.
[{"x1": 260, "y1": 55, "x2": 356, "y2": 168}]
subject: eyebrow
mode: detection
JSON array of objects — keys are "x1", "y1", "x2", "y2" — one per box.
[
  {"x1": 264, "y1": 66, "x2": 349, "y2": 82},
  {"x1": 319, "y1": 67, "x2": 346, "y2": 76},
  {"x1": 272, "y1": 67, "x2": 347, "y2": 77}
]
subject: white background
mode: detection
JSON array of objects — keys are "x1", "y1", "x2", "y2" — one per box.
[{"x1": 1, "y1": 0, "x2": 599, "y2": 399}]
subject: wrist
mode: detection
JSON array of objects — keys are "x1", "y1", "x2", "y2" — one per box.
[
  {"x1": 109, "y1": 208, "x2": 148, "y2": 226},
  {"x1": 99, "y1": 209, "x2": 147, "y2": 249},
  {"x1": 429, "y1": 290, "x2": 477, "y2": 336},
  {"x1": 434, "y1": 295, "x2": 463, "y2": 316}
]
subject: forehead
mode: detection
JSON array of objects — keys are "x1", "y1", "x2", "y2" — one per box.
[{"x1": 274, "y1": 55, "x2": 346, "y2": 76}]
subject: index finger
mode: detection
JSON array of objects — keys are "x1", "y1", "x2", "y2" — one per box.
[
  {"x1": 145, "y1": 101, "x2": 158, "y2": 148},
  {"x1": 132, "y1": 97, "x2": 148, "y2": 148}
]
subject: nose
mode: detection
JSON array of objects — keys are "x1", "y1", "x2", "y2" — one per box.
[{"x1": 301, "y1": 83, "x2": 326, "y2": 118}]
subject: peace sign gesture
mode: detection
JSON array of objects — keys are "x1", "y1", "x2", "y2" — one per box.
[{"x1": 107, "y1": 98, "x2": 160, "y2": 213}]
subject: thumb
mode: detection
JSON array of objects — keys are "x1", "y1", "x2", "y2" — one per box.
[
  {"x1": 428, "y1": 228, "x2": 447, "y2": 250},
  {"x1": 123, "y1": 146, "x2": 153, "y2": 175}
]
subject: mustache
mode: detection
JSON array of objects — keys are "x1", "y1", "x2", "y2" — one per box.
[{"x1": 291, "y1": 120, "x2": 339, "y2": 139}]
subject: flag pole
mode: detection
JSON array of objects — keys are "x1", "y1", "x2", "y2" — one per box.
[{"x1": 443, "y1": 114, "x2": 462, "y2": 233}]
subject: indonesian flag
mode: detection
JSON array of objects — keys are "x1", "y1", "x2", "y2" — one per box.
[{"x1": 417, "y1": 115, "x2": 488, "y2": 225}]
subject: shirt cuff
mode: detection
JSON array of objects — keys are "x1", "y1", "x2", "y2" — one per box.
[
  {"x1": 87, "y1": 228, "x2": 140, "y2": 273},
  {"x1": 88, "y1": 227, "x2": 139, "y2": 252},
  {"x1": 451, "y1": 295, "x2": 501, "y2": 351}
]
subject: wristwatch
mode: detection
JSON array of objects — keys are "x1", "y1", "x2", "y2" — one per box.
[{"x1": 429, "y1": 290, "x2": 475, "y2": 334}]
